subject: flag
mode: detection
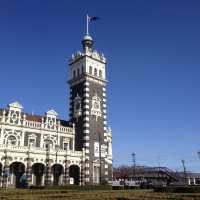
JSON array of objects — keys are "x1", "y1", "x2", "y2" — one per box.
[{"x1": 88, "y1": 16, "x2": 99, "y2": 22}]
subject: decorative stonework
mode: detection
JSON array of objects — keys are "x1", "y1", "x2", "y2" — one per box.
[
  {"x1": 73, "y1": 94, "x2": 82, "y2": 119},
  {"x1": 91, "y1": 93, "x2": 102, "y2": 121}
]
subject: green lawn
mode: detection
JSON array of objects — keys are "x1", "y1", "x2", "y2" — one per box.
[{"x1": 0, "y1": 189, "x2": 200, "y2": 200}]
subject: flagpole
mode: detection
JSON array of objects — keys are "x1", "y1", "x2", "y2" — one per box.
[{"x1": 86, "y1": 14, "x2": 89, "y2": 35}]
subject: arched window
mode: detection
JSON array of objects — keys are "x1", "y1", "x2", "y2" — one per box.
[
  {"x1": 89, "y1": 66, "x2": 92, "y2": 74},
  {"x1": 73, "y1": 70, "x2": 76, "y2": 78},
  {"x1": 63, "y1": 142, "x2": 68, "y2": 150},
  {"x1": 7, "y1": 135, "x2": 17, "y2": 146},
  {"x1": 81, "y1": 66, "x2": 84, "y2": 74},
  {"x1": 28, "y1": 134, "x2": 37, "y2": 147},
  {"x1": 94, "y1": 68, "x2": 97, "y2": 76},
  {"x1": 77, "y1": 68, "x2": 80, "y2": 76},
  {"x1": 43, "y1": 139, "x2": 53, "y2": 149},
  {"x1": 99, "y1": 70, "x2": 102, "y2": 78}
]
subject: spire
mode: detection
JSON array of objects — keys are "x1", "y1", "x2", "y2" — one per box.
[
  {"x1": 82, "y1": 34, "x2": 93, "y2": 53},
  {"x1": 82, "y1": 15, "x2": 99, "y2": 53}
]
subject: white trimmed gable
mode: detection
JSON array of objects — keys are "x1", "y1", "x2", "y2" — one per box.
[
  {"x1": 46, "y1": 109, "x2": 58, "y2": 117},
  {"x1": 8, "y1": 101, "x2": 23, "y2": 111}
]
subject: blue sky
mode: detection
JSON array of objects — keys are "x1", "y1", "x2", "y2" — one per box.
[{"x1": 0, "y1": 0, "x2": 200, "y2": 172}]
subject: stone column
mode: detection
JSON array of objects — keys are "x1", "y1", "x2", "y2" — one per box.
[
  {"x1": 44, "y1": 154, "x2": 52, "y2": 186},
  {"x1": 26, "y1": 151, "x2": 32, "y2": 187},
  {"x1": 80, "y1": 148, "x2": 86, "y2": 186},
  {"x1": 193, "y1": 178, "x2": 196, "y2": 185},
  {"x1": 0, "y1": 127, "x2": 4, "y2": 145},
  {"x1": 188, "y1": 178, "x2": 191, "y2": 185},
  {"x1": 63, "y1": 160, "x2": 69, "y2": 185},
  {"x1": 63, "y1": 146, "x2": 69, "y2": 185},
  {"x1": 2, "y1": 150, "x2": 9, "y2": 188}
]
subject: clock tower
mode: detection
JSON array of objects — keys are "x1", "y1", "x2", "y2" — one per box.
[{"x1": 68, "y1": 33, "x2": 112, "y2": 184}]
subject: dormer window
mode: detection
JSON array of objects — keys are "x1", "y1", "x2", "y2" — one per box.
[{"x1": 45, "y1": 109, "x2": 58, "y2": 129}]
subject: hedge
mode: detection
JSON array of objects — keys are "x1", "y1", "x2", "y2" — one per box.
[{"x1": 153, "y1": 186, "x2": 200, "y2": 193}]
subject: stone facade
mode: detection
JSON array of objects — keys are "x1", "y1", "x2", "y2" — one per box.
[
  {"x1": 68, "y1": 34, "x2": 112, "y2": 184},
  {"x1": 0, "y1": 102, "x2": 84, "y2": 187},
  {"x1": 0, "y1": 32, "x2": 112, "y2": 188}
]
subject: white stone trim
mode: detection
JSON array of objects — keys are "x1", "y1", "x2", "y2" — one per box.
[
  {"x1": 83, "y1": 93, "x2": 89, "y2": 98},
  {"x1": 84, "y1": 143, "x2": 90, "y2": 147},
  {"x1": 102, "y1": 87, "x2": 106, "y2": 92},
  {"x1": 85, "y1": 149, "x2": 89, "y2": 153},
  {"x1": 83, "y1": 130, "x2": 90, "y2": 134},
  {"x1": 84, "y1": 105, "x2": 90, "y2": 109},
  {"x1": 103, "y1": 98, "x2": 106, "y2": 102},
  {"x1": 105, "y1": 164, "x2": 108, "y2": 169},
  {"x1": 83, "y1": 123, "x2": 89, "y2": 128},
  {"x1": 83, "y1": 111, "x2": 90, "y2": 115},
  {"x1": 83, "y1": 136, "x2": 90, "y2": 140},
  {"x1": 86, "y1": 163, "x2": 90, "y2": 167},
  {"x1": 103, "y1": 115, "x2": 107, "y2": 119},
  {"x1": 103, "y1": 121, "x2": 107, "y2": 125},
  {"x1": 84, "y1": 99, "x2": 90, "y2": 103},
  {"x1": 84, "y1": 87, "x2": 90, "y2": 92},
  {"x1": 85, "y1": 177, "x2": 90, "y2": 182},
  {"x1": 103, "y1": 93, "x2": 106, "y2": 97},
  {"x1": 85, "y1": 170, "x2": 90, "y2": 175},
  {"x1": 103, "y1": 109, "x2": 107, "y2": 114},
  {"x1": 83, "y1": 117, "x2": 90, "y2": 121},
  {"x1": 103, "y1": 104, "x2": 106, "y2": 108},
  {"x1": 84, "y1": 82, "x2": 90, "y2": 86}
]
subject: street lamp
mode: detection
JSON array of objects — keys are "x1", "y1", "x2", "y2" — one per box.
[
  {"x1": 53, "y1": 144, "x2": 59, "y2": 186},
  {"x1": 26, "y1": 143, "x2": 32, "y2": 188},
  {"x1": 55, "y1": 144, "x2": 59, "y2": 164},
  {"x1": 64, "y1": 143, "x2": 68, "y2": 185},
  {"x1": 197, "y1": 151, "x2": 200, "y2": 160},
  {"x1": 99, "y1": 133, "x2": 102, "y2": 185},
  {"x1": 131, "y1": 153, "x2": 136, "y2": 181}
]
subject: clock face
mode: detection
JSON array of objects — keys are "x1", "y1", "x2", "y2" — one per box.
[{"x1": 94, "y1": 101, "x2": 99, "y2": 109}]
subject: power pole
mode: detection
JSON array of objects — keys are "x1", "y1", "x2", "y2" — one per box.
[
  {"x1": 131, "y1": 153, "x2": 136, "y2": 181},
  {"x1": 99, "y1": 133, "x2": 102, "y2": 184},
  {"x1": 181, "y1": 159, "x2": 187, "y2": 178}
]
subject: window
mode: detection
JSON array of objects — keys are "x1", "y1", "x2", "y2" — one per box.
[
  {"x1": 63, "y1": 142, "x2": 68, "y2": 150},
  {"x1": 28, "y1": 138, "x2": 36, "y2": 147},
  {"x1": 7, "y1": 135, "x2": 17, "y2": 146},
  {"x1": 77, "y1": 68, "x2": 80, "y2": 76},
  {"x1": 81, "y1": 66, "x2": 84, "y2": 74},
  {"x1": 99, "y1": 70, "x2": 102, "y2": 78},
  {"x1": 89, "y1": 66, "x2": 92, "y2": 74},
  {"x1": 73, "y1": 70, "x2": 76, "y2": 78},
  {"x1": 94, "y1": 68, "x2": 97, "y2": 76},
  {"x1": 44, "y1": 140, "x2": 53, "y2": 149},
  {"x1": 93, "y1": 165, "x2": 100, "y2": 183}
]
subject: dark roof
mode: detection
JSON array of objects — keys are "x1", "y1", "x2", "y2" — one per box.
[
  {"x1": 25, "y1": 113, "x2": 42, "y2": 122},
  {"x1": 59, "y1": 120, "x2": 73, "y2": 127}
]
